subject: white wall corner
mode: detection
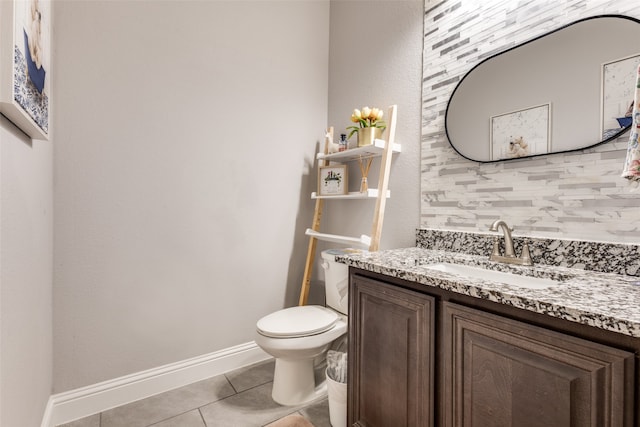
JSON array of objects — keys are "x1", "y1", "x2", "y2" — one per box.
[{"x1": 42, "y1": 342, "x2": 270, "y2": 427}]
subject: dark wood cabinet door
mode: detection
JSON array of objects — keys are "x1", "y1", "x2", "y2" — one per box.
[
  {"x1": 348, "y1": 275, "x2": 435, "y2": 427},
  {"x1": 441, "y1": 302, "x2": 635, "y2": 427}
]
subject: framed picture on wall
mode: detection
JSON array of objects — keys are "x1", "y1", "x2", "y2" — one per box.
[
  {"x1": 318, "y1": 165, "x2": 348, "y2": 196},
  {"x1": 0, "y1": 0, "x2": 51, "y2": 140},
  {"x1": 601, "y1": 53, "x2": 640, "y2": 139},
  {"x1": 490, "y1": 103, "x2": 551, "y2": 161}
]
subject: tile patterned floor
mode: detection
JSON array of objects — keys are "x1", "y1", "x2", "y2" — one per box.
[{"x1": 57, "y1": 360, "x2": 331, "y2": 427}]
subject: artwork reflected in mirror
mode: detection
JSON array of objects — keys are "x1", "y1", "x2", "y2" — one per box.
[
  {"x1": 490, "y1": 103, "x2": 550, "y2": 160},
  {"x1": 445, "y1": 15, "x2": 640, "y2": 163},
  {"x1": 601, "y1": 53, "x2": 640, "y2": 139}
]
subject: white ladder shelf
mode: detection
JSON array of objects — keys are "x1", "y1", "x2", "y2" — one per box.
[{"x1": 298, "y1": 104, "x2": 399, "y2": 305}]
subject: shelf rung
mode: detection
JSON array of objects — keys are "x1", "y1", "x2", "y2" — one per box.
[
  {"x1": 311, "y1": 189, "x2": 390, "y2": 199},
  {"x1": 316, "y1": 139, "x2": 401, "y2": 161},
  {"x1": 305, "y1": 229, "x2": 371, "y2": 248}
]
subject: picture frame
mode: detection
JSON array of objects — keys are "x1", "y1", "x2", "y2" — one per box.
[
  {"x1": 318, "y1": 165, "x2": 348, "y2": 196},
  {"x1": 601, "y1": 53, "x2": 640, "y2": 138},
  {"x1": 0, "y1": 0, "x2": 51, "y2": 140},
  {"x1": 490, "y1": 103, "x2": 551, "y2": 161}
]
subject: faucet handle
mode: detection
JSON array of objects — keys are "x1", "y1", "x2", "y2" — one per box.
[
  {"x1": 520, "y1": 239, "x2": 533, "y2": 265},
  {"x1": 491, "y1": 237, "x2": 501, "y2": 257}
]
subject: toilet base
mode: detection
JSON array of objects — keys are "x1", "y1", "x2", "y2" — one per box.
[{"x1": 271, "y1": 358, "x2": 327, "y2": 406}]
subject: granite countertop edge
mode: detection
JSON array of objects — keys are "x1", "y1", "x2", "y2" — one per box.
[{"x1": 336, "y1": 247, "x2": 640, "y2": 338}]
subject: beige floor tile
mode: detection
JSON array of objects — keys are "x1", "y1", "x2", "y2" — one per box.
[
  {"x1": 149, "y1": 409, "x2": 206, "y2": 427},
  {"x1": 101, "y1": 374, "x2": 235, "y2": 427},
  {"x1": 264, "y1": 413, "x2": 313, "y2": 427},
  {"x1": 56, "y1": 413, "x2": 100, "y2": 427},
  {"x1": 199, "y1": 382, "x2": 301, "y2": 427},
  {"x1": 299, "y1": 398, "x2": 331, "y2": 427},
  {"x1": 225, "y1": 359, "x2": 275, "y2": 393}
]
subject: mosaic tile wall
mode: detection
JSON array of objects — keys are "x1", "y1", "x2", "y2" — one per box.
[{"x1": 421, "y1": 0, "x2": 640, "y2": 244}]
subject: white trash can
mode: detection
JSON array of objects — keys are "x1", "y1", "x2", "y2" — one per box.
[{"x1": 326, "y1": 368, "x2": 347, "y2": 427}]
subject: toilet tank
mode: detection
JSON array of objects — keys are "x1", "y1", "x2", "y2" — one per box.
[{"x1": 321, "y1": 249, "x2": 357, "y2": 315}]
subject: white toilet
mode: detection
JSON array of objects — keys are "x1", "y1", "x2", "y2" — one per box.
[{"x1": 254, "y1": 249, "x2": 351, "y2": 406}]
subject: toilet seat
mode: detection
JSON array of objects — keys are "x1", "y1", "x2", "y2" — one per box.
[{"x1": 257, "y1": 305, "x2": 338, "y2": 338}]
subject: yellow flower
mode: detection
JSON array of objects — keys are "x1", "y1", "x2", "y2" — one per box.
[{"x1": 346, "y1": 105, "x2": 387, "y2": 140}]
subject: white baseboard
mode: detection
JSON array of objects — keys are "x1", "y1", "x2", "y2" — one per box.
[{"x1": 43, "y1": 341, "x2": 270, "y2": 427}]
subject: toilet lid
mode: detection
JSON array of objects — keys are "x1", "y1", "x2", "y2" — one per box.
[{"x1": 257, "y1": 306, "x2": 339, "y2": 338}]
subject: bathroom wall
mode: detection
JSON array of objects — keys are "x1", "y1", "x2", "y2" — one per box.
[
  {"x1": 53, "y1": 0, "x2": 422, "y2": 398},
  {"x1": 52, "y1": 1, "x2": 329, "y2": 392},
  {"x1": 325, "y1": 0, "x2": 423, "y2": 253},
  {"x1": 422, "y1": 0, "x2": 640, "y2": 243},
  {"x1": 0, "y1": 116, "x2": 53, "y2": 426}
]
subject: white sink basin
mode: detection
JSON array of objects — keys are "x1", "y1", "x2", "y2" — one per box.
[{"x1": 424, "y1": 263, "x2": 558, "y2": 289}]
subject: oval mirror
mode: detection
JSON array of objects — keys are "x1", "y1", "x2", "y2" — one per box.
[{"x1": 445, "y1": 15, "x2": 640, "y2": 162}]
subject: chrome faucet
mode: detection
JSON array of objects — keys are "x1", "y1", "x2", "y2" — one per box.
[{"x1": 489, "y1": 219, "x2": 533, "y2": 266}]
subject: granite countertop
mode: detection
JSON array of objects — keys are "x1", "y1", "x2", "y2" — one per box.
[{"x1": 336, "y1": 247, "x2": 640, "y2": 338}]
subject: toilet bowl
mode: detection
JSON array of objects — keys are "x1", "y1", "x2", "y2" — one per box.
[
  {"x1": 254, "y1": 306, "x2": 347, "y2": 405},
  {"x1": 254, "y1": 249, "x2": 352, "y2": 406}
]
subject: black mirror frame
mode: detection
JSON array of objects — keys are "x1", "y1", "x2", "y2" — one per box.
[{"x1": 444, "y1": 14, "x2": 639, "y2": 163}]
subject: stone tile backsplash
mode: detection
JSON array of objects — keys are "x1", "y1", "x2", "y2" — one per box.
[
  {"x1": 416, "y1": 228, "x2": 640, "y2": 276},
  {"x1": 422, "y1": 0, "x2": 640, "y2": 244}
]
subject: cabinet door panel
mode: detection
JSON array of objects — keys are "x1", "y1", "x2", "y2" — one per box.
[
  {"x1": 349, "y1": 276, "x2": 435, "y2": 427},
  {"x1": 442, "y1": 302, "x2": 635, "y2": 427}
]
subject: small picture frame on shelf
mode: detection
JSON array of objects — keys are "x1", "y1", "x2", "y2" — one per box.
[{"x1": 318, "y1": 165, "x2": 348, "y2": 196}]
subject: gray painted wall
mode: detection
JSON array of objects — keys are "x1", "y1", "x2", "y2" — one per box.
[
  {"x1": 422, "y1": 0, "x2": 640, "y2": 243},
  {"x1": 0, "y1": 115, "x2": 53, "y2": 426},
  {"x1": 325, "y1": 0, "x2": 423, "y2": 254},
  {"x1": 53, "y1": 1, "x2": 330, "y2": 392},
  {"x1": 51, "y1": 0, "x2": 423, "y2": 396}
]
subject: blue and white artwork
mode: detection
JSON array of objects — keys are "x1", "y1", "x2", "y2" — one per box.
[
  {"x1": 1, "y1": 0, "x2": 50, "y2": 139},
  {"x1": 490, "y1": 103, "x2": 550, "y2": 161}
]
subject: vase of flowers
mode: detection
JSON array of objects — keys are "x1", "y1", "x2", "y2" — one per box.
[{"x1": 347, "y1": 106, "x2": 386, "y2": 147}]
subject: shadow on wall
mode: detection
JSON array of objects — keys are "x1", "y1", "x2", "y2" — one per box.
[
  {"x1": 1, "y1": 113, "x2": 34, "y2": 148},
  {"x1": 284, "y1": 139, "x2": 323, "y2": 308}
]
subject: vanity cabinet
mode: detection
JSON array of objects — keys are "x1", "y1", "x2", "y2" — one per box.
[
  {"x1": 442, "y1": 302, "x2": 634, "y2": 427},
  {"x1": 348, "y1": 270, "x2": 639, "y2": 427},
  {"x1": 348, "y1": 274, "x2": 435, "y2": 427}
]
